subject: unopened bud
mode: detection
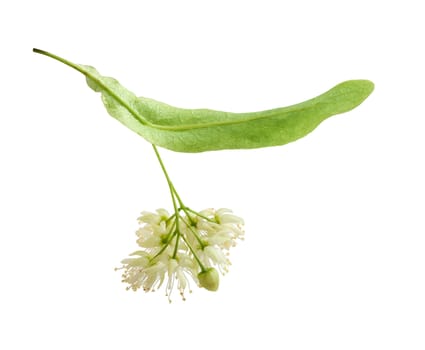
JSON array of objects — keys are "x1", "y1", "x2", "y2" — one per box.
[{"x1": 198, "y1": 268, "x2": 219, "y2": 291}]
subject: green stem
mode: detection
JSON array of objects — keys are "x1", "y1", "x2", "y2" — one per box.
[
  {"x1": 185, "y1": 207, "x2": 215, "y2": 223},
  {"x1": 173, "y1": 189, "x2": 185, "y2": 209},
  {"x1": 152, "y1": 144, "x2": 179, "y2": 213},
  {"x1": 179, "y1": 206, "x2": 195, "y2": 225},
  {"x1": 152, "y1": 144, "x2": 183, "y2": 258},
  {"x1": 180, "y1": 234, "x2": 206, "y2": 272},
  {"x1": 150, "y1": 232, "x2": 177, "y2": 261},
  {"x1": 166, "y1": 213, "x2": 176, "y2": 225},
  {"x1": 165, "y1": 219, "x2": 177, "y2": 241},
  {"x1": 172, "y1": 234, "x2": 179, "y2": 258},
  {"x1": 181, "y1": 216, "x2": 205, "y2": 249},
  {"x1": 151, "y1": 144, "x2": 205, "y2": 271}
]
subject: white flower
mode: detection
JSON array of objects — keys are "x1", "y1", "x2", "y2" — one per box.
[
  {"x1": 136, "y1": 221, "x2": 168, "y2": 248},
  {"x1": 166, "y1": 258, "x2": 195, "y2": 302},
  {"x1": 215, "y1": 208, "x2": 245, "y2": 225},
  {"x1": 201, "y1": 245, "x2": 231, "y2": 274},
  {"x1": 117, "y1": 207, "x2": 244, "y2": 301},
  {"x1": 138, "y1": 209, "x2": 170, "y2": 225},
  {"x1": 119, "y1": 259, "x2": 166, "y2": 292},
  {"x1": 196, "y1": 209, "x2": 245, "y2": 249}
]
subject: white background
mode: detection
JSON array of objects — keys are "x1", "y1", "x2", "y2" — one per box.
[{"x1": 1, "y1": 1, "x2": 424, "y2": 349}]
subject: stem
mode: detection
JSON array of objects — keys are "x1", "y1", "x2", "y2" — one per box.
[
  {"x1": 152, "y1": 144, "x2": 183, "y2": 258},
  {"x1": 173, "y1": 189, "x2": 185, "y2": 209},
  {"x1": 172, "y1": 230, "x2": 180, "y2": 258},
  {"x1": 186, "y1": 207, "x2": 215, "y2": 223},
  {"x1": 180, "y1": 234, "x2": 206, "y2": 272},
  {"x1": 151, "y1": 232, "x2": 177, "y2": 261},
  {"x1": 181, "y1": 216, "x2": 205, "y2": 248},
  {"x1": 179, "y1": 206, "x2": 195, "y2": 225},
  {"x1": 165, "y1": 219, "x2": 177, "y2": 241},
  {"x1": 166, "y1": 213, "x2": 176, "y2": 225},
  {"x1": 152, "y1": 144, "x2": 179, "y2": 215},
  {"x1": 152, "y1": 145, "x2": 190, "y2": 218},
  {"x1": 152, "y1": 144, "x2": 206, "y2": 271},
  {"x1": 151, "y1": 144, "x2": 205, "y2": 271}
]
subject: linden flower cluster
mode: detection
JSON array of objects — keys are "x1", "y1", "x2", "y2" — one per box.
[{"x1": 117, "y1": 207, "x2": 244, "y2": 302}]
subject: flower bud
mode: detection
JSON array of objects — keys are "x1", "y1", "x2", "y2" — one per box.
[{"x1": 198, "y1": 268, "x2": 220, "y2": 291}]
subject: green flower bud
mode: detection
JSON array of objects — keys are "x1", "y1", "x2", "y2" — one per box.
[{"x1": 198, "y1": 268, "x2": 220, "y2": 291}]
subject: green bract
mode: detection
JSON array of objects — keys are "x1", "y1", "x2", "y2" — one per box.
[{"x1": 33, "y1": 49, "x2": 374, "y2": 153}]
